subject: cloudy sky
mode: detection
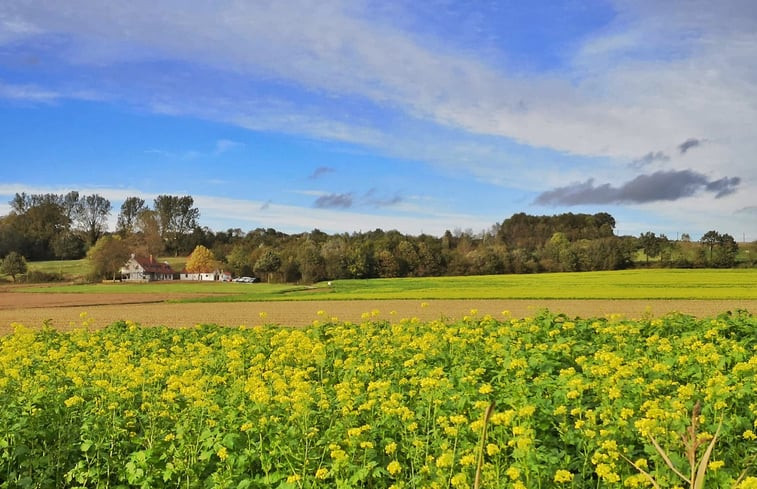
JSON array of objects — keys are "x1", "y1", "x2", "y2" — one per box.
[{"x1": 1, "y1": 0, "x2": 755, "y2": 240}]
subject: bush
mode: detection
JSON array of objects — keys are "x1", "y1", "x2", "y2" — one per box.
[{"x1": 18, "y1": 270, "x2": 65, "y2": 283}]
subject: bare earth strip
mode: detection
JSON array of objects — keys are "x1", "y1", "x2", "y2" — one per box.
[{"x1": 1, "y1": 293, "x2": 755, "y2": 334}]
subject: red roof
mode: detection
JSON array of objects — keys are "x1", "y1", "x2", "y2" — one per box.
[{"x1": 134, "y1": 256, "x2": 174, "y2": 274}]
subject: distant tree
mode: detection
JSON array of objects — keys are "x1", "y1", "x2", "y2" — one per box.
[
  {"x1": 117, "y1": 197, "x2": 147, "y2": 236},
  {"x1": 297, "y1": 241, "x2": 327, "y2": 283},
  {"x1": 254, "y1": 249, "x2": 282, "y2": 283},
  {"x1": 133, "y1": 209, "x2": 164, "y2": 257},
  {"x1": 226, "y1": 243, "x2": 254, "y2": 277},
  {"x1": 87, "y1": 235, "x2": 131, "y2": 281},
  {"x1": 154, "y1": 195, "x2": 200, "y2": 255},
  {"x1": 75, "y1": 194, "x2": 111, "y2": 246},
  {"x1": 1, "y1": 251, "x2": 27, "y2": 281},
  {"x1": 713, "y1": 233, "x2": 738, "y2": 268},
  {"x1": 374, "y1": 249, "x2": 399, "y2": 278},
  {"x1": 185, "y1": 245, "x2": 218, "y2": 273},
  {"x1": 680, "y1": 233, "x2": 691, "y2": 242},
  {"x1": 700, "y1": 230, "x2": 721, "y2": 262},
  {"x1": 51, "y1": 231, "x2": 86, "y2": 260},
  {"x1": 639, "y1": 232, "x2": 662, "y2": 264}
]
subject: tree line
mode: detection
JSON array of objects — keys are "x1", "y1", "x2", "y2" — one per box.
[{"x1": 0, "y1": 192, "x2": 753, "y2": 282}]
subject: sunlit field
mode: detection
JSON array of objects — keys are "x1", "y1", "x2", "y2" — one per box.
[
  {"x1": 1, "y1": 310, "x2": 755, "y2": 488},
  {"x1": 13, "y1": 268, "x2": 757, "y2": 301}
]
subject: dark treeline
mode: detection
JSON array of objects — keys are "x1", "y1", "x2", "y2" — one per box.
[{"x1": 1, "y1": 192, "x2": 753, "y2": 282}]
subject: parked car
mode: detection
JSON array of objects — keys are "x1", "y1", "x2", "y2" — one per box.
[{"x1": 233, "y1": 276, "x2": 258, "y2": 283}]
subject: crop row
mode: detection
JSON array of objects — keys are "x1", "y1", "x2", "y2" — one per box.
[{"x1": 1, "y1": 310, "x2": 756, "y2": 488}]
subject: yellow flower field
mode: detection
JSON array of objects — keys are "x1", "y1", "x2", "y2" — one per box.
[{"x1": 0, "y1": 309, "x2": 755, "y2": 488}]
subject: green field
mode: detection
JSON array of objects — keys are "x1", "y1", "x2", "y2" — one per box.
[
  {"x1": 24, "y1": 258, "x2": 92, "y2": 278},
  {"x1": 1, "y1": 256, "x2": 188, "y2": 282},
  {"x1": 16, "y1": 268, "x2": 757, "y2": 301}
]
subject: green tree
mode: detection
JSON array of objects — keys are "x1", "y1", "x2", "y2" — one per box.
[
  {"x1": 1, "y1": 251, "x2": 27, "y2": 281},
  {"x1": 87, "y1": 235, "x2": 131, "y2": 281},
  {"x1": 297, "y1": 241, "x2": 327, "y2": 283},
  {"x1": 226, "y1": 244, "x2": 254, "y2": 277},
  {"x1": 639, "y1": 232, "x2": 662, "y2": 264},
  {"x1": 700, "y1": 230, "x2": 720, "y2": 263},
  {"x1": 185, "y1": 245, "x2": 218, "y2": 273},
  {"x1": 713, "y1": 233, "x2": 738, "y2": 268},
  {"x1": 154, "y1": 195, "x2": 200, "y2": 255},
  {"x1": 117, "y1": 197, "x2": 147, "y2": 236},
  {"x1": 254, "y1": 249, "x2": 282, "y2": 283}
]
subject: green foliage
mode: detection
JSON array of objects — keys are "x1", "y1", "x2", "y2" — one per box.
[
  {"x1": 254, "y1": 249, "x2": 282, "y2": 283},
  {"x1": 87, "y1": 235, "x2": 131, "y2": 281},
  {"x1": 1, "y1": 311, "x2": 755, "y2": 488},
  {"x1": 0, "y1": 251, "x2": 27, "y2": 281},
  {"x1": 18, "y1": 269, "x2": 65, "y2": 283}
]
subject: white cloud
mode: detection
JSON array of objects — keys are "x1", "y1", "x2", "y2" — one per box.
[
  {"x1": 0, "y1": 0, "x2": 755, "y2": 238},
  {"x1": 0, "y1": 81, "x2": 59, "y2": 101}
]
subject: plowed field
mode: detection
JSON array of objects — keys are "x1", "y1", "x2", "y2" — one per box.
[{"x1": 1, "y1": 289, "x2": 754, "y2": 334}]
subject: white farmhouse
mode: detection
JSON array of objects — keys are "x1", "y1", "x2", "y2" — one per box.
[
  {"x1": 120, "y1": 254, "x2": 175, "y2": 282},
  {"x1": 180, "y1": 269, "x2": 232, "y2": 282}
]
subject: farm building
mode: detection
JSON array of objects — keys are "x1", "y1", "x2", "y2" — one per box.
[
  {"x1": 180, "y1": 269, "x2": 232, "y2": 282},
  {"x1": 120, "y1": 254, "x2": 175, "y2": 282}
]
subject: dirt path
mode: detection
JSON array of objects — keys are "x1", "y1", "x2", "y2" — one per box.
[{"x1": 1, "y1": 297, "x2": 754, "y2": 334}]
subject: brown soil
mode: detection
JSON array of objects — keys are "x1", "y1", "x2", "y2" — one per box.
[
  {"x1": 1, "y1": 293, "x2": 754, "y2": 335},
  {"x1": 0, "y1": 291, "x2": 200, "y2": 309}
]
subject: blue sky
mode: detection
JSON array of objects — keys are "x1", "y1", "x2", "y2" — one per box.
[{"x1": 1, "y1": 0, "x2": 755, "y2": 240}]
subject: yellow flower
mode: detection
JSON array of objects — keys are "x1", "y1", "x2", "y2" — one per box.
[
  {"x1": 64, "y1": 395, "x2": 84, "y2": 407},
  {"x1": 460, "y1": 454, "x2": 476, "y2": 466},
  {"x1": 385, "y1": 442, "x2": 397, "y2": 455},
  {"x1": 286, "y1": 474, "x2": 301, "y2": 483},
  {"x1": 595, "y1": 463, "x2": 620, "y2": 483},
  {"x1": 216, "y1": 447, "x2": 228, "y2": 461},
  {"x1": 436, "y1": 452, "x2": 454, "y2": 468},
  {"x1": 486, "y1": 443, "x2": 500, "y2": 456},
  {"x1": 315, "y1": 467, "x2": 329, "y2": 479},
  {"x1": 505, "y1": 466, "x2": 521, "y2": 480},
  {"x1": 736, "y1": 477, "x2": 757, "y2": 489},
  {"x1": 387, "y1": 460, "x2": 402, "y2": 476},
  {"x1": 708, "y1": 460, "x2": 724, "y2": 471},
  {"x1": 478, "y1": 383, "x2": 493, "y2": 394},
  {"x1": 451, "y1": 472, "x2": 468, "y2": 488},
  {"x1": 554, "y1": 469, "x2": 574, "y2": 483}
]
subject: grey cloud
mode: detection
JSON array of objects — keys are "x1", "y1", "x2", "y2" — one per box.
[
  {"x1": 629, "y1": 151, "x2": 670, "y2": 169},
  {"x1": 314, "y1": 193, "x2": 353, "y2": 208},
  {"x1": 706, "y1": 176, "x2": 741, "y2": 198},
  {"x1": 736, "y1": 206, "x2": 757, "y2": 215},
  {"x1": 309, "y1": 166, "x2": 336, "y2": 179},
  {"x1": 371, "y1": 195, "x2": 402, "y2": 207},
  {"x1": 363, "y1": 188, "x2": 402, "y2": 208},
  {"x1": 313, "y1": 189, "x2": 402, "y2": 209},
  {"x1": 679, "y1": 138, "x2": 703, "y2": 154},
  {"x1": 535, "y1": 170, "x2": 740, "y2": 205}
]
